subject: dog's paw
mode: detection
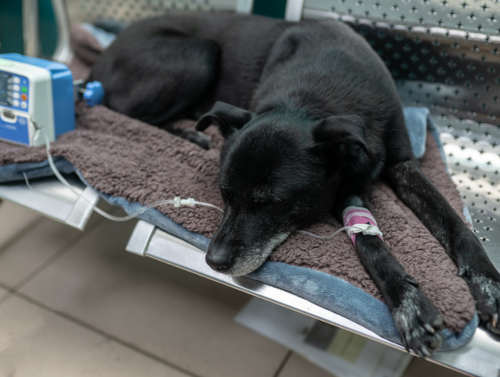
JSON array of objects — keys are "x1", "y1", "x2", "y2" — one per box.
[
  {"x1": 191, "y1": 131, "x2": 211, "y2": 150},
  {"x1": 181, "y1": 129, "x2": 211, "y2": 149},
  {"x1": 392, "y1": 283, "x2": 444, "y2": 357},
  {"x1": 463, "y1": 273, "x2": 500, "y2": 335},
  {"x1": 454, "y1": 232, "x2": 500, "y2": 335}
]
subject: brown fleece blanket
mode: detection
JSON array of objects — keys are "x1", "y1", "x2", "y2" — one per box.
[{"x1": 0, "y1": 25, "x2": 475, "y2": 332}]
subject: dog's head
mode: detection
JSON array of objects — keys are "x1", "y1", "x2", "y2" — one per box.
[{"x1": 196, "y1": 101, "x2": 371, "y2": 276}]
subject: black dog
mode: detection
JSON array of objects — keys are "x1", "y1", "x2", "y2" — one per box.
[{"x1": 90, "y1": 12, "x2": 500, "y2": 356}]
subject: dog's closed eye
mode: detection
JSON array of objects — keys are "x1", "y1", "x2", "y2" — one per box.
[{"x1": 250, "y1": 188, "x2": 283, "y2": 205}]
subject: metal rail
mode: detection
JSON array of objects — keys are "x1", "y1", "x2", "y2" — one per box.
[
  {"x1": 125, "y1": 220, "x2": 500, "y2": 377},
  {"x1": 0, "y1": 177, "x2": 97, "y2": 230}
]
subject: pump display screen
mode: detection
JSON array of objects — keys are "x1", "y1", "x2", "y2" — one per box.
[
  {"x1": 0, "y1": 70, "x2": 29, "y2": 110},
  {"x1": 0, "y1": 71, "x2": 9, "y2": 106}
]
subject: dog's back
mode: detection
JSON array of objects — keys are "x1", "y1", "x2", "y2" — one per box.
[
  {"x1": 91, "y1": 12, "x2": 409, "y2": 164},
  {"x1": 91, "y1": 12, "x2": 403, "y2": 133},
  {"x1": 253, "y1": 20, "x2": 400, "y2": 119},
  {"x1": 90, "y1": 12, "x2": 292, "y2": 119}
]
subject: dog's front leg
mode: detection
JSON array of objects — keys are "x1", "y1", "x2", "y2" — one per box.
[
  {"x1": 342, "y1": 197, "x2": 444, "y2": 355},
  {"x1": 356, "y1": 234, "x2": 443, "y2": 355},
  {"x1": 386, "y1": 159, "x2": 500, "y2": 334}
]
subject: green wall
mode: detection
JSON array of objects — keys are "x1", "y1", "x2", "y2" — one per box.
[
  {"x1": 0, "y1": 1, "x2": 24, "y2": 53},
  {"x1": 0, "y1": 0, "x2": 57, "y2": 57},
  {"x1": 38, "y1": 0, "x2": 57, "y2": 57},
  {"x1": 252, "y1": 0, "x2": 287, "y2": 19}
]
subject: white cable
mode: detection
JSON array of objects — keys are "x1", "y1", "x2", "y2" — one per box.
[
  {"x1": 40, "y1": 132, "x2": 223, "y2": 222},
  {"x1": 37, "y1": 128, "x2": 381, "y2": 239},
  {"x1": 298, "y1": 223, "x2": 383, "y2": 240},
  {"x1": 23, "y1": 172, "x2": 33, "y2": 190},
  {"x1": 298, "y1": 226, "x2": 351, "y2": 240}
]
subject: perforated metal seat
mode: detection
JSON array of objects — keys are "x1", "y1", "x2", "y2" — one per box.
[{"x1": 66, "y1": 0, "x2": 237, "y2": 23}]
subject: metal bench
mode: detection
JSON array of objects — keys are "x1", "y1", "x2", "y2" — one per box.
[{"x1": 1, "y1": 1, "x2": 499, "y2": 375}]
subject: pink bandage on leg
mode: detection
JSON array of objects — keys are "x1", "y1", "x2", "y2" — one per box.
[{"x1": 342, "y1": 206, "x2": 383, "y2": 244}]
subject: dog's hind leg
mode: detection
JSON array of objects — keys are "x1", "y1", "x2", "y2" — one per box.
[
  {"x1": 90, "y1": 28, "x2": 220, "y2": 148},
  {"x1": 341, "y1": 196, "x2": 444, "y2": 356},
  {"x1": 385, "y1": 114, "x2": 500, "y2": 335}
]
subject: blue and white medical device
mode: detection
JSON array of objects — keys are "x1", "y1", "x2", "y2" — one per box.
[{"x1": 0, "y1": 53, "x2": 75, "y2": 146}]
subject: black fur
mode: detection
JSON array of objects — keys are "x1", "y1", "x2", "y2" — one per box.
[{"x1": 90, "y1": 12, "x2": 500, "y2": 355}]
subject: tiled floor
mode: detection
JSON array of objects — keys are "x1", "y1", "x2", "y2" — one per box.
[{"x1": 0, "y1": 201, "x2": 466, "y2": 377}]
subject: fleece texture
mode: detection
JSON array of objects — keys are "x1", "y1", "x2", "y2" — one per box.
[{"x1": 0, "y1": 25, "x2": 476, "y2": 337}]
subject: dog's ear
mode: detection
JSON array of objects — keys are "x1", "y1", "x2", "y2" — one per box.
[
  {"x1": 313, "y1": 114, "x2": 367, "y2": 152},
  {"x1": 196, "y1": 101, "x2": 254, "y2": 138},
  {"x1": 311, "y1": 114, "x2": 370, "y2": 172}
]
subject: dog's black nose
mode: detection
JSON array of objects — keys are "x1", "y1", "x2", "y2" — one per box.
[{"x1": 205, "y1": 248, "x2": 235, "y2": 272}]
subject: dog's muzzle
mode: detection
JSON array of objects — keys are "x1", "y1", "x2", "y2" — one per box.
[{"x1": 205, "y1": 233, "x2": 290, "y2": 276}]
